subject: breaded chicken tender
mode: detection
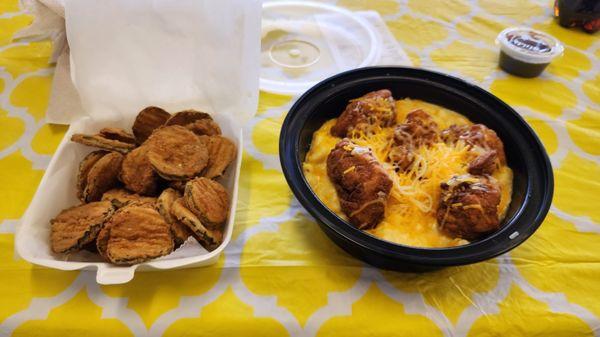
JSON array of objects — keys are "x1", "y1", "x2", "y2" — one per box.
[
  {"x1": 327, "y1": 139, "x2": 392, "y2": 229},
  {"x1": 331, "y1": 89, "x2": 396, "y2": 138}
]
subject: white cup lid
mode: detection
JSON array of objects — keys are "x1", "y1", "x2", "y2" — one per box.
[
  {"x1": 260, "y1": 1, "x2": 381, "y2": 95},
  {"x1": 497, "y1": 27, "x2": 564, "y2": 64}
]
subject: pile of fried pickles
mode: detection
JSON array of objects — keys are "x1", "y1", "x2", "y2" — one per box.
[{"x1": 50, "y1": 107, "x2": 236, "y2": 265}]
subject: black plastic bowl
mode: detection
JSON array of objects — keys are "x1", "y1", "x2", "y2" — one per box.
[{"x1": 279, "y1": 67, "x2": 553, "y2": 271}]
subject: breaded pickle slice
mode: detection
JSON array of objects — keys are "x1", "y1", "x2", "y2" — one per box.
[
  {"x1": 77, "y1": 150, "x2": 108, "y2": 202},
  {"x1": 51, "y1": 201, "x2": 115, "y2": 253},
  {"x1": 132, "y1": 106, "x2": 171, "y2": 144},
  {"x1": 184, "y1": 177, "x2": 229, "y2": 230},
  {"x1": 157, "y1": 188, "x2": 181, "y2": 224},
  {"x1": 186, "y1": 119, "x2": 221, "y2": 136},
  {"x1": 99, "y1": 127, "x2": 136, "y2": 144},
  {"x1": 157, "y1": 188, "x2": 192, "y2": 247},
  {"x1": 168, "y1": 180, "x2": 187, "y2": 193},
  {"x1": 98, "y1": 205, "x2": 173, "y2": 265},
  {"x1": 203, "y1": 135, "x2": 236, "y2": 179},
  {"x1": 165, "y1": 109, "x2": 211, "y2": 126},
  {"x1": 170, "y1": 198, "x2": 222, "y2": 251},
  {"x1": 146, "y1": 126, "x2": 208, "y2": 180},
  {"x1": 119, "y1": 145, "x2": 159, "y2": 195},
  {"x1": 101, "y1": 188, "x2": 156, "y2": 208},
  {"x1": 170, "y1": 221, "x2": 193, "y2": 248},
  {"x1": 83, "y1": 152, "x2": 124, "y2": 202},
  {"x1": 71, "y1": 133, "x2": 135, "y2": 153},
  {"x1": 165, "y1": 110, "x2": 220, "y2": 136}
]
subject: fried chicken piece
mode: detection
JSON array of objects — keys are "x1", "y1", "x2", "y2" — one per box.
[
  {"x1": 51, "y1": 201, "x2": 115, "y2": 253},
  {"x1": 330, "y1": 89, "x2": 396, "y2": 137},
  {"x1": 101, "y1": 188, "x2": 156, "y2": 208},
  {"x1": 388, "y1": 145, "x2": 414, "y2": 172},
  {"x1": 157, "y1": 188, "x2": 192, "y2": 247},
  {"x1": 437, "y1": 174, "x2": 501, "y2": 240},
  {"x1": 202, "y1": 135, "x2": 236, "y2": 179},
  {"x1": 468, "y1": 150, "x2": 499, "y2": 175},
  {"x1": 184, "y1": 177, "x2": 229, "y2": 230},
  {"x1": 83, "y1": 152, "x2": 124, "y2": 202},
  {"x1": 388, "y1": 109, "x2": 440, "y2": 171},
  {"x1": 119, "y1": 145, "x2": 160, "y2": 196},
  {"x1": 132, "y1": 106, "x2": 171, "y2": 144},
  {"x1": 146, "y1": 125, "x2": 209, "y2": 180},
  {"x1": 400, "y1": 109, "x2": 440, "y2": 146},
  {"x1": 441, "y1": 124, "x2": 506, "y2": 165},
  {"x1": 97, "y1": 205, "x2": 173, "y2": 265},
  {"x1": 77, "y1": 150, "x2": 108, "y2": 202},
  {"x1": 327, "y1": 139, "x2": 392, "y2": 229}
]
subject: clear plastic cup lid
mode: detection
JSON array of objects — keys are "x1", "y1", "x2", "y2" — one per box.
[
  {"x1": 260, "y1": 1, "x2": 381, "y2": 95},
  {"x1": 497, "y1": 27, "x2": 564, "y2": 64}
]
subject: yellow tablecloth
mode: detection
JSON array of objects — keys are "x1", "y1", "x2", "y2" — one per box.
[{"x1": 1, "y1": 0, "x2": 599, "y2": 336}]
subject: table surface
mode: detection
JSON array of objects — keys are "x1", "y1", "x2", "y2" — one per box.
[{"x1": 1, "y1": 0, "x2": 599, "y2": 336}]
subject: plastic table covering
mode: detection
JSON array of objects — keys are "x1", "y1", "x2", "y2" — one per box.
[{"x1": 0, "y1": 0, "x2": 599, "y2": 336}]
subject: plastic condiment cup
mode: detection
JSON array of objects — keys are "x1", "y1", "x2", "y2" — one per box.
[{"x1": 496, "y1": 27, "x2": 564, "y2": 78}]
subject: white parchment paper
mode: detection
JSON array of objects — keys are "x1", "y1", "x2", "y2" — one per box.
[{"x1": 66, "y1": 0, "x2": 260, "y2": 127}]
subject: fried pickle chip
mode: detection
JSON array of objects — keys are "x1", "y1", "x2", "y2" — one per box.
[
  {"x1": 96, "y1": 220, "x2": 110, "y2": 260},
  {"x1": 203, "y1": 136, "x2": 236, "y2": 178},
  {"x1": 168, "y1": 180, "x2": 187, "y2": 193},
  {"x1": 71, "y1": 133, "x2": 136, "y2": 153},
  {"x1": 165, "y1": 109, "x2": 211, "y2": 127},
  {"x1": 102, "y1": 188, "x2": 156, "y2": 208},
  {"x1": 157, "y1": 188, "x2": 181, "y2": 224},
  {"x1": 132, "y1": 106, "x2": 171, "y2": 144},
  {"x1": 83, "y1": 152, "x2": 124, "y2": 202},
  {"x1": 171, "y1": 198, "x2": 222, "y2": 251},
  {"x1": 158, "y1": 188, "x2": 192, "y2": 246},
  {"x1": 165, "y1": 110, "x2": 220, "y2": 136},
  {"x1": 186, "y1": 119, "x2": 221, "y2": 136},
  {"x1": 51, "y1": 201, "x2": 115, "y2": 253},
  {"x1": 171, "y1": 221, "x2": 194, "y2": 248},
  {"x1": 77, "y1": 150, "x2": 108, "y2": 202},
  {"x1": 146, "y1": 125, "x2": 209, "y2": 180},
  {"x1": 99, "y1": 127, "x2": 136, "y2": 144},
  {"x1": 184, "y1": 177, "x2": 229, "y2": 230},
  {"x1": 119, "y1": 145, "x2": 159, "y2": 195},
  {"x1": 81, "y1": 240, "x2": 99, "y2": 253},
  {"x1": 98, "y1": 205, "x2": 173, "y2": 265}
]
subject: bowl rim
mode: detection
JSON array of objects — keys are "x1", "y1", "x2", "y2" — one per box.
[{"x1": 279, "y1": 66, "x2": 554, "y2": 266}]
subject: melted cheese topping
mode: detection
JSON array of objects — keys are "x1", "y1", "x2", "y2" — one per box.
[{"x1": 302, "y1": 99, "x2": 513, "y2": 248}]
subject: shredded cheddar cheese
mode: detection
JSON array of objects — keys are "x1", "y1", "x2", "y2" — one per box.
[
  {"x1": 343, "y1": 166, "x2": 356, "y2": 175},
  {"x1": 302, "y1": 99, "x2": 513, "y2": 248}
]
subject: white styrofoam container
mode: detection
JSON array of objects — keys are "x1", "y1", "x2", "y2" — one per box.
[
  {"x1": 15, "y1": 0, "x2": 260, "y2": 284},
  {"x1": 16, "y1": 115, "x2": 242, "y2": 285}
]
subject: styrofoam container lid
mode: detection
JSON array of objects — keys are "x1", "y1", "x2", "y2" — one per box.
[
  {"x1": 497, "y1": 27, "x2": 564, "y2": 64},
  {"x1": 260, "y1": 1, "x2": 381, "y2": 95}
]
